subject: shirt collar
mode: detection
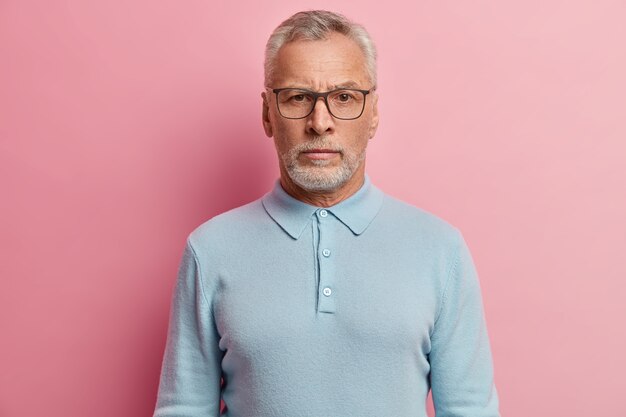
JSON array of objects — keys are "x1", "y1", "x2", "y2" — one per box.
[{"x1": 262, "y1": 175, "x2": 384, "y2": 239}]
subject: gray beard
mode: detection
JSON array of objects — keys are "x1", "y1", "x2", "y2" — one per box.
[{"x1": 280, "y1": 137, "x2": 366, "y2": 192}]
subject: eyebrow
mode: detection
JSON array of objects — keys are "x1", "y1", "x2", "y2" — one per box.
[
  {"x1": 282, "y1": 81, "x2": 364, "y2": 91},
  {"x1": 331, "y1": 81, "x2": 362, "y2": 89}
]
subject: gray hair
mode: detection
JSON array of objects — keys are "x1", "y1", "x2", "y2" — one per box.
[{"x1": 264, "y1": 10, "x2": 377, "y2": 88}]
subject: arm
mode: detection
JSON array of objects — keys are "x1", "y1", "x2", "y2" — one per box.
[
  {"x1": 429, "y1": 231, "x2": 500, "y2": 417},
  {"x1": 153, "y1": 239, "x2": 223, "y2": 417}
]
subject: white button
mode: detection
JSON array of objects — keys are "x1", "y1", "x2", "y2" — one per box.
[
  {"x1": 322, "y1": 287, "x2": 332, "y2": 296},
  {"x1": 319, "y1": 210, "x2": 328, "y2": 217},
  {"x1": 322, "y1": 249, "x2": 331, "y2": 257}
]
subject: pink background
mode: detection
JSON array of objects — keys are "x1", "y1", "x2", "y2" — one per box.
[{"x1": 1, "y1": 1, "x2": 625, "y2": 416}]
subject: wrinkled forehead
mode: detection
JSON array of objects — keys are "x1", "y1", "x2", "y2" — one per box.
[{"x1": 271, "y1": 33, "x2": 370, "y2": 90}]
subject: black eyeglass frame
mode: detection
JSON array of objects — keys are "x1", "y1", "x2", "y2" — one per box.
[{"x1": 269, "y1": 87, "x2": 372, "y2": 120}]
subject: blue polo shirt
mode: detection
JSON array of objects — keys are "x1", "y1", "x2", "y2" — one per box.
[{"x1": 153, "y1": 176, "x2": 500, "y2": 417}]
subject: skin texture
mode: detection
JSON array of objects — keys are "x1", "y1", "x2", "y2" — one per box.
[{"x1": 262, "y1": 32, "x2": 379, "y2": 207}]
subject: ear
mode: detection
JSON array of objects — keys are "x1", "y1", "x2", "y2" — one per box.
[
  {"x1": 368, "y1": 92, "x2": 379, "y2": 140},
  {"x1": 261, "y1": 91, "x2": 273, "y2": 138}
]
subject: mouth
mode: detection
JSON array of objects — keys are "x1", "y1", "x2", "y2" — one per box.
[{"x1": 301, "y1": 149, "x2": 341, "y2": 160}]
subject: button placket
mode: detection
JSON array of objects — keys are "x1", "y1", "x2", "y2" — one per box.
[{"x1": 316, "y1": 209, "x2": 336, "y2": 314}]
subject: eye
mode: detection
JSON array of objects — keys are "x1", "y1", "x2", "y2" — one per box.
[
  {"x1": 281, "y1": 90, "x2": 312, "y2": 104},
  {"x1": 330, "y1": 90, "x2": 359, "y2": 104},
  {"x1": 337, "y1": 93, "x2": 352, "y2": 102}
]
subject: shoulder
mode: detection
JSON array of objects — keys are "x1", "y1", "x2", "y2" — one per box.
[
  {"x1": 186, "y1": 197, "x2": 267, "y2": 250},
  {"x1": 377, "y1": 192, "x2": 463, "y2": 248}
]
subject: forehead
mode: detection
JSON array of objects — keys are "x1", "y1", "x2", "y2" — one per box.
[{"x1": 272, "y1": 32, "x2": 370, "y2": 89}]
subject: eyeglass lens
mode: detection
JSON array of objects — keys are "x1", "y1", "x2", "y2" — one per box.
[{"x1": 276, "y1": 89, "x2": 366, "y2": 119}]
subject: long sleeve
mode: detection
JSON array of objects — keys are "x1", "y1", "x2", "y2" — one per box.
[
  {"x1": 428, "y1": 231, "x2": 500, "y2": 417},
  {"x1": 153, "y1": 239, "x2": 223, "y2": 417}
]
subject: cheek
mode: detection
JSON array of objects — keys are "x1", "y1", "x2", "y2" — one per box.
[
  {"x1": 272, "y1": 122, "x2": 301, "y2": 153},
  {"x1": 274, "y1": 116, "x2": 306, "y2": 137},
  {"x1": 347, "y1": 122, "x2": 373, "y2": 150}
]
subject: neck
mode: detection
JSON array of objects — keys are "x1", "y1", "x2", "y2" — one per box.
[{"x1": 279, "y1": 169, "x2": 365, "y2": 208}]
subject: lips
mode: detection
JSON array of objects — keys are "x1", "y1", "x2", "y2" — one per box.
[{"x1": 302, "y1": 149, "x2": 340, "y2": 160}]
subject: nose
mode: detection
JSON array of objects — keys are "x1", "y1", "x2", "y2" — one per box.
[{"x1": 306, "y1": 97, "x2": 335, "y2": 136}]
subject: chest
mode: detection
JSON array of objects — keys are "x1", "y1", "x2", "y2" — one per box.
[{"x1": 212, "y1": 229, "x2": 441, "y2": 361}]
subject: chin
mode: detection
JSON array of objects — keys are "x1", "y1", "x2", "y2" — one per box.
[{"x1": 288, "y1": 166, "x2": 352, "y2": 193}]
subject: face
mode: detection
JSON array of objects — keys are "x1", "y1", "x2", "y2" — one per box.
[{"x1": 262, "y1": 32, "x2": 379, "y2": 193}]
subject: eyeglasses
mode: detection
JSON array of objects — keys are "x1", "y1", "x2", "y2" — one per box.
[{"x1": 269, "y1": 87, "x2": 371, "y2": 120}]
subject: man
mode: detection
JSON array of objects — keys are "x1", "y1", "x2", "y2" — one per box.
[{"x1": 153, "y1": 10, "x2": 500, "y2": 417}]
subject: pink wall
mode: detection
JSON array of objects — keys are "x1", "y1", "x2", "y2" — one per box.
[{"x1": 1, "y1": 1, "x2": 625, "y2": 416}]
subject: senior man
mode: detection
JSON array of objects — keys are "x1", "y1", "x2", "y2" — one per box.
[{"x1": 153, "y1": 10, "x2": 500, "y2": 417}]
